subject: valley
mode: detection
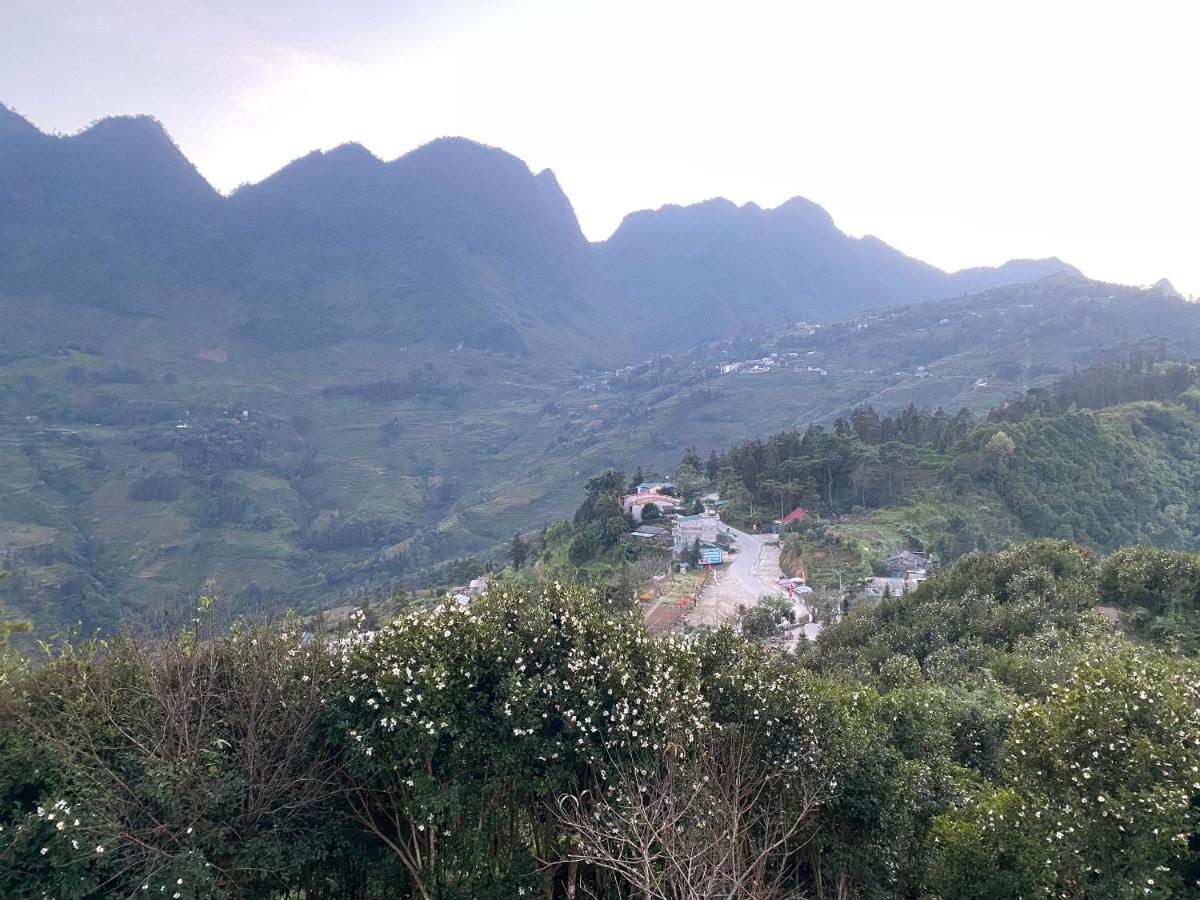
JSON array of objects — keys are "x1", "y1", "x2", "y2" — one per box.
[
  {"x1": 1, "y1": 103, "x2": 1197, "y2": 634},
  {"x1": 3, "y1": 268, "x2": 1199, "y2": 633}
]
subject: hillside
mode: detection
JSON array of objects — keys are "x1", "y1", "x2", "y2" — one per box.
[
  {"x1": 5, "y1": 545, "x2": 1200, "y2": 898},
  {"x1": 706, "y1": 356, "x2": 1200, "y2": 602},
  {"x1": 3, "y1": 266, "x2": 1198, "y2": 634}
]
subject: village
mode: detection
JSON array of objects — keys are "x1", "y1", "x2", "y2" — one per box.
[
  {"x1": 618, "y1": 478, "x2": 933, "y2": 645},
  {"x1": 442, "y1": 471, "x2": 936, "y2": 650}
]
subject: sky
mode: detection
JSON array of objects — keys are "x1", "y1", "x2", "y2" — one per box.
[{"x1": 3, "y1": 0, "x2": 1198, "y2": 295}]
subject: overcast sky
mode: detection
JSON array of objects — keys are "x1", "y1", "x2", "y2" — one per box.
[{"x1": 3, "y1": 0, "x2": 1197, "y2": 295}]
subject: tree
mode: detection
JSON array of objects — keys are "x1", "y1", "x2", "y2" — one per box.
[
  {"x1": 556, "y1": 733, "x2": 828, "y2": 900},
  {"x1": 8, "y1": 603, "x2": 346, "y2": 898},
  {"x1": 640, "y1": 502, "x2": 661, "y2": 522},
  {"x1": 511, "y1": 533, "x2": 529, "y2": 570},
  {"x1": 705, "y1": 450, "x2": 721, "y2": 481}
]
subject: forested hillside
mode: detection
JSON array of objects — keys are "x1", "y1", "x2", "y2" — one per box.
[
  {"x1": 4, "y1": 540, "x2": 1200, "y2": 898},
  {"x1": 3, "y1": 270, "x2": 1200, "y2": 634},
  {"x1": 711, "y1": 358, "x2": 1200, "y2": 562}
]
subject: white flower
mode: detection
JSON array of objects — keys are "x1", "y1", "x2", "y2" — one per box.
[
  {"x1": 95, "y1": 844, "x2": 105, "y2": 854},
  {"x1": 40, "y1": 847, "x2": 48, "y2": 855}
]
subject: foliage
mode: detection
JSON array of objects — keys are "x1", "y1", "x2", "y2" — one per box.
[
  {"x1": 707, "y1": 360, "x2": 1200, "y2": 563},
  {"x1": 3, "y1": 545, "x2": 1200, "y2": 897}
]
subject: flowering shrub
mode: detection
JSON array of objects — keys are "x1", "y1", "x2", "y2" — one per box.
[
  {"x1": 326, "y1": 580, "x2": 711, "y2": 898},
  {"x1": 926, "y1": 642, "x2": 1200, "y2": 897},
  {"x1": 2, "y1": 545, "x2": 1199, "y2": 898}
]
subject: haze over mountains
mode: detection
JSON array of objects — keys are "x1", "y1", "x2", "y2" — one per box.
[{"x1": 0, "y1": 104, "x2": 1077, "y2": 358}]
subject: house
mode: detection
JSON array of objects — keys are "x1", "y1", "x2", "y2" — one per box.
[
  {"x1": 885, "y1": 550, "x2": 931, "y2": 578},
  {"x1": 623, "y1": 492, "x2": 682, "y2": 522},
  {"x1": 674, "y1": 511, "x2": 721, "y2": 549},
  {"x1": 636, "y1": 480, "x2": 675, "y2": 495},
  {"x1": 772, "y1": 506, "x2": 806, "y2": 532},
  {"x1": 630, "y1": 524, "x2": 674, "y2": 545}
]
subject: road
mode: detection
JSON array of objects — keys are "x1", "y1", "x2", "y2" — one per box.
[
  {"x1": 690, "y1": 524, "x2": 790, "y2": 627},
  {"x1": 684, "y1": 523, "x2": 824, "y2": 643}
]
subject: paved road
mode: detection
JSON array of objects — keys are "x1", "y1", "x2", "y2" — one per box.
[
  {"x1": 690, "y1": 523, "x2": 801, "y2": 627},
  {"x1": 725, "y1": 525, "x2": 787, "y2": 601},
  {"x1": 684, "y1": 522, "x2": 823, "y2": 643}
]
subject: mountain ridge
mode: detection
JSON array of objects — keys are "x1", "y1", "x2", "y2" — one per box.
[
  {"x1": 0, "y1": 103, "x2": 1084, "y2": 357},
  {"x1": 601, "y1": 196, "x2": 1081, "y2": 342}
]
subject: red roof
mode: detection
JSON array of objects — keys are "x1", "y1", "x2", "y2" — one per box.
[{"x1": 776, "y1": 506, "x2": 806, "y2": 526}]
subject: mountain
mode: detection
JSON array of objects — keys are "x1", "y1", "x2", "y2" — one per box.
[
  {"x1": 0, "y1": 108, "x2": 631, "y2": 360},
  {"x1": 0, "y1": 104, "x2": 1083, "y2": 360},
  {"x1": 0, "y1": 108, "x2": 222, "y2": 313},
  {"x1": 1, "y1": 103, "x2": 1153, "y2": 634},
  {"x1": 600, "y1": 196, "x2": 1080, "y2": 342},
  {"x1": 222, "y1": 137, "x2": 622, "y2": 358}
]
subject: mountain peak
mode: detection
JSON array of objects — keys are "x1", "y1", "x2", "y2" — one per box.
[
  {"x1": 393, "y1": 135, "x2": 530, "y2": 174},
  {"x1": 71, "y1": 113, "x2": 173, "y2": 148},
  {"x1": 1152, "y1": 278, "x2": 1185, "y2": 300},
  {"x1": 772, "y1": 195, "x2": 837, "y2": 230},
  {"x1": 0, "y1": 103, "x2": 42, "y2": 139}
]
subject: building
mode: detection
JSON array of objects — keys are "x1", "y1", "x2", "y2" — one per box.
[
  {"x1": 885, "y1": 550, "x2": 931, "y2": 579},
  {"x1": 771, "y1": 506, "x2": 806, "y2": 532},
  {"x1": 630, "y1": 524, "x2": 674, "y2": 546},
  {"x1": 623, "y1": 492, "x2": 682, "y2": 522},
  {"x1": 636, "y1": 480, "x2": 675, "y2": 495},
  {"x1": 674, "y1": 511, "x2": 721, "y2": 549}
]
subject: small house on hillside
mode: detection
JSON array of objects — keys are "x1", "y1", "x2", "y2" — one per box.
[
  {"x1": 885, "y1": 550, "x2": 931, "y2": 578},
  {"x1": 630, "y1": 524, "x2": 673, "y2": 546},
  {"x1": 674, "y1": 511, "x2": 721, "y2": 547},
  {"x1": 636, "y1": 480, "x2": 676, "y2": 495},
  {"x1": 623, "y1": 492, "x2": 683, "y2": 522},
  {"x1": 772, "y1": 506, "x2": 806, "y2": 532}
]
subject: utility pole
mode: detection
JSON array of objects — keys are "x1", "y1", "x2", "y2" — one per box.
[{"x1": 831, "y1": 567, "x2": 848, "y2": 623}]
